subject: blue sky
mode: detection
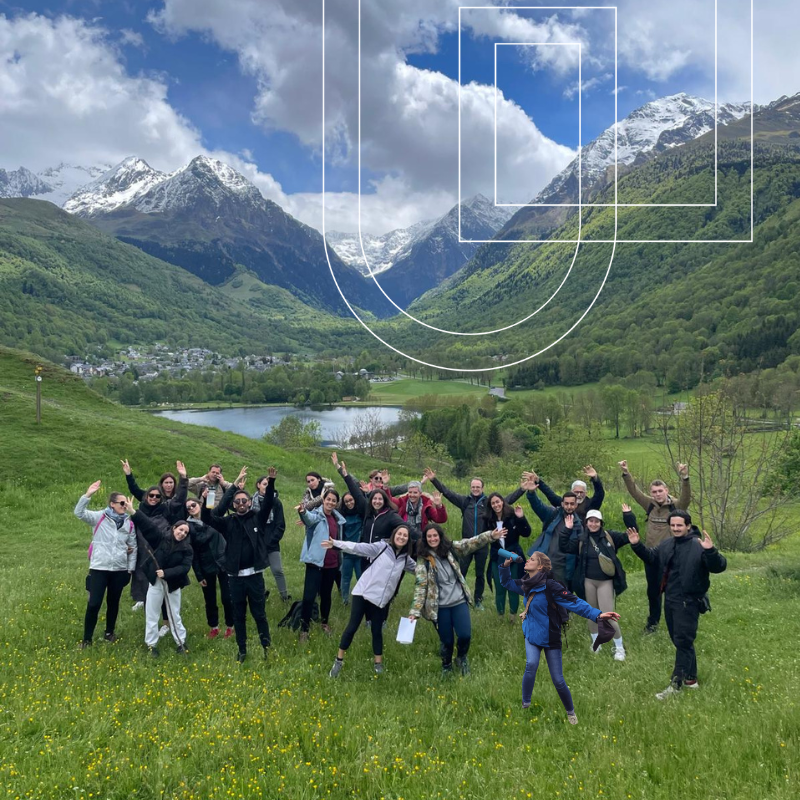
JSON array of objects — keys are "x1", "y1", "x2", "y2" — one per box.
[{"x1": 0, "y1": 0, "x2": 773, "y2": 232}]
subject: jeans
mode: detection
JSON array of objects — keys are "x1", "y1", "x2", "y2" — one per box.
[
  {"x1": 523, "y1": 641, "x2": 574, "y2": 712},
  {"x1": 338, "y1": 594, "x2": 387, "y2": 656},
  {"x1": 200, "y1": 571, "x2": 234, "y2": 629},
  {"x1": 83, "y1": 569, "x2": 130, "y2": 641},
  {"x1": 436, "y1": 602, "x2": 472, "y2": 665},
  {"x1": 341, "y1": 554, "x2": 363, "y2": 601},
  {"x1": 267, "y1": 551, "x2": 289, "y2": 599},
  {"x1": 460, "y1": 543, "x2": 488, "y2": 604},
  {"x1": 301, "y1": 565, "x2": 337, "y2": 632},
  {"x1": 644, "y1": 559, "x2": 663, "y2": 627},
  {"x1": 665, "y1": 596, "x2": 700, "y2": 686},
  {"x1": 491, "y1": 559, "x2": 522, "y2": 615},
  {"x1": 229, "y1": 572, "x2": 271, "y2": 653},
  {"x1": 145, "y1": 581, "x2": 186, "y2": 648}
]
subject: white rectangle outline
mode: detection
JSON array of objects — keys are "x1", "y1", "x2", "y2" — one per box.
[
  {"x1": 494, "y1": 42, "x2": 582, "y2": 208},
  {"x1": 458, "y1": 1, "x2": 754, "y2": 245}
]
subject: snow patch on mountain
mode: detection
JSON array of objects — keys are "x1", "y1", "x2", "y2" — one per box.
[{"x1": 0, "y1": 167, "x2": 52, "y2": 199}]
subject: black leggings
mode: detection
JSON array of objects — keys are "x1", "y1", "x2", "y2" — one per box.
[
  {"x1": 83, "y1": 569, "x2": 130, "y2": 641},
  {"x1": 201, "y1": 572, "x2": 234, "y2": 628},
  {"x1": 338, "y1": 595, "x2": 388, "y2": 656},
  {"x1": 301, "y1": 565, "x2": 337, "y2": 632}
]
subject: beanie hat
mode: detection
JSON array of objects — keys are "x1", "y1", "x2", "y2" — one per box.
[{"x1": 585, "y1": 509, "x2": 603, "y2": 522}]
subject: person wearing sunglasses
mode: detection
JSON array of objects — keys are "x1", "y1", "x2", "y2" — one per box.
[
  {"x1": 211, "y1": 466, "x2": 278, "y2": 663},
  {"x1": 186, "y1": 494, "x2": 233, "y2": 640},
  {"x1": 74, "y1": 480, "x2": 138, "y2": 649}
]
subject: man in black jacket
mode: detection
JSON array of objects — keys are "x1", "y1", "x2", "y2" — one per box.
[
  {"x1": 212, "y1": 466, "x2": 277, "y2": 662},
  {"x1": 628, "y1": 510, "x2": 727, "y2": 699}
]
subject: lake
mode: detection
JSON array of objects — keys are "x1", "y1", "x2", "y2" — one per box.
[{"x1": 152, "y1": 405, "x2": 406, "y2": 445}]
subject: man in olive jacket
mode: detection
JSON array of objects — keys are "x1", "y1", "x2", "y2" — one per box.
[
  {"x1": 619, "y1": 460, "x2": 691, "y2": 633},
  {"x1": 628, "y1": 510, "x2": 726, "y2": 699}
]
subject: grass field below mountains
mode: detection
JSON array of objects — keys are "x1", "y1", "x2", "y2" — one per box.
[
  {"x1": 1, "y1": 347, "x2": 799, "y2": 800},
  {"x1": 369, "y1": 378, "x2": 489, "y2": 405}
]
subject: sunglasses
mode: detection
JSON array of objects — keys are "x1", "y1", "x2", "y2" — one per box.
[
  {"x1": 233, "y1": 498, "x2": 250, "y2": 506},
  {"x1": 111, "y1": 500, "x2": 126, "y2": 506},
  {"x1": 186, "y1": 502, "x2": 199, "y2": 508},
  {"x1": 372, "y1": 476, "x2": 384, "y2": 483},
  {"x1": 147, "y1": 493, "x2": 162, "y2": 499}
]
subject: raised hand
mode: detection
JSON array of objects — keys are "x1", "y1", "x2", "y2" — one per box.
[
  {"x1": 699, "y1": 529, "x2": 715, "y2": 550},
  {"x1": 123, "y1": 496, "x2": 136, "y2": 514},
  {"x1": 339, "y1": 460, "x2": 348, "y2": 477},
  {"x1": 176, "y1": 460, "x2": 187, "y2": 478},
  {"x1": 120, "y1": 459, "x2": 131, "y2": 476},
  {"x1": 618, "y1": 460, "x2": 628, "y2": 473},
  {"x1": 381, "y1": 469, "x2": 391, "y2": 483},
  {"x1": 432, "y1": 491, "x2": 443, "y2": 507},
  {"x1": 86, "y1": 480, "x2": 102, "y2": 497},
  {"x1": 359, "y1": 480, "x2": 370, "y2": 493},
  {"x1": 235, "y1": 466, "x2": 248, "y2": 488},
  {"x1": 564, "y1": 513, "x2": 574, "y2": 530},
  {"x1": 626, "y1": 527, "x2": 640, "y2": 545},
  {"x1": 423, "y1": 467, "x2": 436, "y2": 482},
  {"x1": 621, "y1": 503, "x2": 632, "y2": 513},
  {"x1": 677, "y1": 462, "x2": 689, "y2": 479},
  {"x1": 503, "y1": 558, "x2": 513, "y2": 568},
  {"x1": 583, "y1": 465, "x2": 597, "y2": 478},
  {"x1": 331, "y1": 451, "x2": 340, "y2": 470},
  {"x1": 514, "y1": 504, "x2": 524, "y2": 518},
  {"x1": 267, "y1": 466, "x2": 277, "y2": 480}
]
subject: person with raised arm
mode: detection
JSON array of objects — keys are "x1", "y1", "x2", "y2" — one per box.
[
  {"x1": 424, "y1": 466, "x2": 524, "y2": 611},
  {"x1": 531, "y1": 465, "x2": 605, "y2": 524},
  {"x1": 211, "y1": 466, "x2": 277, "y2": 663},
  {"x1": 188, "y1": 463, "x2": 232, "y2": 509},
  {"x1": 499, "y1": 551, "x2": 620, "y2": 721},
  {"x1": 326, "y1": 524, "x2": 416, "y2": 677},
  {"x1": 619, "y1": 459, "x2": 691, "y2": 634},
  {"x1": 74, "y1": 480, "x2": 137, "y2": 649},
  {"x1": 409, "y1": 521, "x2": 505, "y2": 677},
  {"x1": 252, "y1": 475, "x2": 291, "y2": 604},
  {"x1": 627, "y1": 509, "x2": 726, "y2": 699}
]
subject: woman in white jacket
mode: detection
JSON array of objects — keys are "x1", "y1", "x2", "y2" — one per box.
[
  {"x1": 74, "y1": 480, "x2": 137, "y2": 649},
  {"x1": 324, "y1": 524, "x2": 416, "y2": 677}
]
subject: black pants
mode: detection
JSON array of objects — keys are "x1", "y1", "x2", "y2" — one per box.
[
  {"x1": 644, "y1": 559, "x2": 664, "y2": 627},
  {"x1": 460, "y1": 543, "x2": 488, "y2": 603},
  {"x1": 201, "y1": 572, "x2": 234, "y2": 628},
  {"x1": 665, "y1": 596, "x2": 700, "y2": 686},
  {"x1": 83, "y1": 569, "x2": 130, "y2": 641},
  {"x1": 338, "y1": 595, "x2": 387, "y2": 656},
  {"x1": 229, "y1": 572, "x2": 271, "y2": 653},
  {"x1": 301, "y1": 565, "x2": 337, "y2": 632}
]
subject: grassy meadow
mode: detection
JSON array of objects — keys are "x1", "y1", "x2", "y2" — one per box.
[
  {"x1": 369, "y1": 378, "x2": 488, "y2": 405},
  {"x1": 1, "y1": 347, "x2": 799, "y2": 800}
]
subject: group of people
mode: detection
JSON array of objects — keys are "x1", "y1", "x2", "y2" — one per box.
[{"x1": 74, "y1": 453, "x2": 727, "y2": 719}]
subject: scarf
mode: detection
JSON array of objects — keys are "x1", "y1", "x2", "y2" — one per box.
[
  {"x1": 104, "y1": 506, "x2": 128, "y2": 529},
  {"x1": 518, "y1": 570, "x2": 547, "y2": 620},
  {"x1": 405, "y1": 498, "x2": 423, "y2": 531}
]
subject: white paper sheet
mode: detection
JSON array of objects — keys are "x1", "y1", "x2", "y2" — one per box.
[{"x1": 396, "y1": 617, "x2": 417, "y2": 645}]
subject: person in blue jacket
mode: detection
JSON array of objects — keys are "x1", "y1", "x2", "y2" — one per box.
[{"x1": 500, "y1": 550, "x2": 620, "y2": 723}]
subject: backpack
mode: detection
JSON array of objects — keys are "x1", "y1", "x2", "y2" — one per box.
[
  {"x1": 278, "y1": 600, "x2": 319, "y2": 631},
  {"x1": 545, "y1": 579, "x2": 572, "y2": 650}
]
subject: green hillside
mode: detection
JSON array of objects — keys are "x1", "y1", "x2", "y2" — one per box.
[
  {"x1": 0, "y1": 199, "x2": 365, "y2": 362},
  {"x1": 1, "y1": 346, "x2": 799, "y2": 800}
]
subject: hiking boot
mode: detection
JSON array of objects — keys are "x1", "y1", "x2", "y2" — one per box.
[
  {"x1": 131, "y1": 601, "x2": 144, "y2": 612},
  {"x1": 373, "y1": 661, "x2": 384, "y2": 675},
  {"x1": 656, "y1": 683, "x2": 680, "y2": 700},
  {"x1": 683, "y1": 679, "x2": 699, "y2": 690},
  {"x1": 208, "y1": 627, "x2": 220, "y2": 639},
  {"x1": 613, "y1": 648, "x2": 626, "y2": 662},
  {"x1": 103, "y1": 632, "x2": 119, "y2": 643},
  {"x1": 79, "y1": 639, "x2": 92, "y2": 650},
  {"x1": 282, "y1": 594, "x2": 292, "y2": 604},
  {"x1": 224, "y1": 627, "x2": 234, "y2": 639},
  {"x1": 455, "y1": 656, "x2": 470, "y2": 676},
  {"x1": 567, "y1": 712, "x2": 578, "y2": 725},
  {"x1": 158, "y1": 624, "x2": 170, "y2": 639},
  {"x1": 330, "y1": 658, "x2": 344, "y2": 678},
  {"x1": 643, "y1": 623, "x2": 659, "y2": 635},
  {"x1": 236, "y1": 651, "x2": 247, "y2": 664},
  {"x1": 299, "y1": 631, "x2": 310, "y2": 644},
  {"x1": 321, "y1": 623, "x2": 332, "y2": 637},
  {"x1": 176, "y1": 644, "x2": 188, "y2": 656},
  {"x1": 149, "y1": 646, "x2": 159, "y2": 658},
  {"x1": 441, "y1": 663, "x2": 454, "y2": 678}
]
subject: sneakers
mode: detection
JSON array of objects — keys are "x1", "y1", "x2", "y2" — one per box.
[
  {"x1": 224, "y1": 627, "x2": 234, "y2": 639},
  {"x1": 149, "y1": 646, "x2": 159, "y2": 658},
  {"x1": 158, "y1": 624, "x2": 170, "y2": 639},
  {"x1": 373, "y1": 661, "x2": 384, "y2": 675},
  {"x1": 236, "y1": 651, "x2": 247, "y2": 664},
  {"x1": 79, "y1": 640, "x2": 92, "y2": 650},
  {"x1": 176, "y1": 644, "x2": 188, "y2": 656},
  {"x1": 131, "y1": 601, "x2": 144, "y2": 612},
  {"x1": 643, "y1": 623, "x2": 659, "y2": 635},
  {"x1": 455, "y1": 656, "x2": 470, "y2": 676},
  {"x1": 522, "y1": 701, "x2": 531, "y2": 709},
  {"x1": 282, "y1": 594, "x2": 293, "y2": 604},
  {"x1": 474, "y1": 602, "x2": 486, "y2": 612},
  {"x1": 613, "y1": 648, "x2": 626, "y2": 662},
  {"x1": 299, "y1": 631, "x2": 310, "y2": 644},
  {"x1": 329, "y1": 658, "x2": 344, "y2": 678},
  {"x1": 441, "y1": 663, "x2": 454, "y2": 677},
  {"x1": 655, "y1": 683, "x2": 680, "y2": 700},
  {"x1": 567, "y1": 712, "x2": 578, "y2": 725},
  {"x1": 321, "y1": 623, "x2": 332, "y2": 637},
  {"x1": 683, "y1": 679, "x2": 699, "y2": 690},
  {"x1": 208, "y1": 627, "x2": 220, "y2": 639},
  {"x1": 103, "y1": 632, "x2": 119, "y2": 643}
]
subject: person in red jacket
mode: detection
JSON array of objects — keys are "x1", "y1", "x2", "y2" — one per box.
[{"x1": 393, "y1": 481, "x2": 447, "y2": 540}]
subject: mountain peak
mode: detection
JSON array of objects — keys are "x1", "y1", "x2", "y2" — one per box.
[{"x1": 0, "y1": 166, "x2": 53, "y2": 199}]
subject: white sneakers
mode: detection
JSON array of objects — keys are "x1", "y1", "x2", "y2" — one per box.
[
  {"x1": 613, "y1": 648, "x2": 626, "y2": 662},
  {"x1": 158, "y1": 624, "x2": 170, "y2": 639},
  {"x1": 655, "y1": 684, "x2": 680, "y2": 700},
  {"x1": 131, "y1": 601, "x2": 144, "y2": 612}
]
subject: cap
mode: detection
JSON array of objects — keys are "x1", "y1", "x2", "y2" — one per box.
[{"x1": 585, "y1": 509, "x2": 603, "y2": 521}]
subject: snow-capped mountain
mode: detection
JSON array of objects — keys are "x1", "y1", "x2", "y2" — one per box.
[
  {"x1": 0, "y1": 167, "x2": 52, "y2": 199},
  {"x1": 0, "y1": 163, "x2": 110, "y2": 206}
]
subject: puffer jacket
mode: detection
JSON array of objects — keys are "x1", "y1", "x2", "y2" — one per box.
[
  {"x1": 132, "y1": 511, "x2": 193, "y2": 592},
  {"x1": 409, "y1": 530, "x2": 495, "y2": 621},
  {"x1": 332, "y1": 540, "x2": 416, "y2": 607},
  {"x1": 188, "y1": 516, "x2": 227, "y2": 582},
  {"x1": 299, "y1": 506, "x2": 345, "y2": 568},
  {"x1": 126, "y1": 473, "x2": 188, "y2": 525},
  {"x1": 74, "y1": 495, "x2": 137, "y2": 572},
  {"x1": 253, "y1": 492, "x2": 286, "y2": 554}
]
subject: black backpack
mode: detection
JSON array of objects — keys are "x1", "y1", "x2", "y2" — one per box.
[{"x1": 278, "y1": 600, "x2": 319, "y2": 631}]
